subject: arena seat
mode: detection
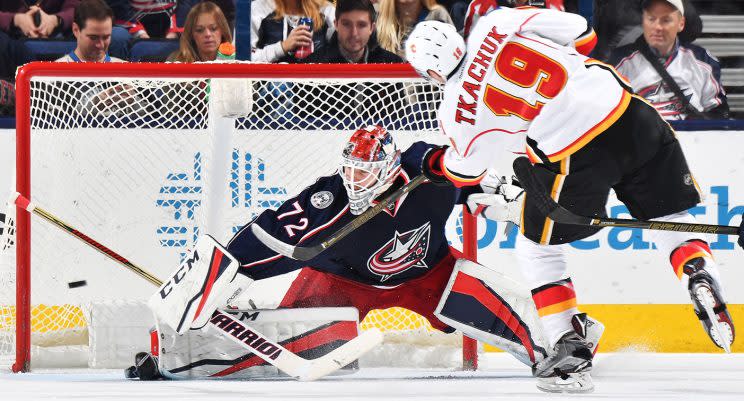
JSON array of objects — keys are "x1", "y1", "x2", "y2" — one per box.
[
  {"x1": 697, "y1": 15, "x2": 744, "y2": 116},
  {"x1": 129, "y1": 39, "x2": 180, "y2": 62},
  {"x1": 23, "y1": 39, "x2": 76, "y2": 62}
]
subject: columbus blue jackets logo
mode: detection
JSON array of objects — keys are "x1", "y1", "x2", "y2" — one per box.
[
  {"x1": 367, "y1": 222, "x2": 431, "y2": 281},
  {"x1": 310, "y1": 191, "x2": 334, "y2": 209}
]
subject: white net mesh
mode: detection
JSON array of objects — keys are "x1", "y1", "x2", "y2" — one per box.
[{"x1": 0, "y1": 65, "x2": 466, "y2": 370}]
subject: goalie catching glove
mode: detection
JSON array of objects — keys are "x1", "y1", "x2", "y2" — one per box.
[{"x1": 466, "y1": 178, "x2": 524, "y2": 225}]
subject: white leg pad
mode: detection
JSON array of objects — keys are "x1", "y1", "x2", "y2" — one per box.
[
  {"x1": 148, "y1": 235, "x2": 246, "y2": 334},
  {"x1": 155, "y1": 307, "x2": 361, "y2": 379}
]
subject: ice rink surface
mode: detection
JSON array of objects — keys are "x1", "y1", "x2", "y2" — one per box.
[{"x1": 2, "y1": 353, "x2": 743, "y2": 401}]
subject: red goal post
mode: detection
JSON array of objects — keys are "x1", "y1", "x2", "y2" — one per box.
[{"x1": 8, "y1": 62, "x2": 479, "y2": 372}]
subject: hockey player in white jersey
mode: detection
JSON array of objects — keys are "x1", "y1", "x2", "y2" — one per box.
[{"x1": 405, "y1": 4, "x2": 736, "y2": 393}]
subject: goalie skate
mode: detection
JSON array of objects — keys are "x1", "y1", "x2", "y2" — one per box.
[{"x1": 688, "y1": 269, "x2": 735, "y2": 352}]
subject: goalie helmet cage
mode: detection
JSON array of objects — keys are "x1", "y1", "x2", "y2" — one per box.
[{"x1": 4, "y1": 62, "x2": 478, "y2": 373}]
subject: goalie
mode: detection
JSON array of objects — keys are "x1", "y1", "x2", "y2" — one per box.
[{"x1": 138, "y1": 125, "x2": 603, "y2": 388}]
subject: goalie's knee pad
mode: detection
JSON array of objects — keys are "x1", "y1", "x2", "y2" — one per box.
[
  {"x1": 148, "y1": 235, "x2": 246, "y2": 334},
  {"x1": 153, "y1": 307, "x2": 362, "y2": 379}
]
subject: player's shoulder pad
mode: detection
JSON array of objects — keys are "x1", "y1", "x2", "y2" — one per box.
[
  {"x1": 290, "y1": 174, "x2": 348, "y2": 215},
  {"x1": 519, "y1": 8, "x2": 589, "y2": 47},
  {"x1": 252, "y1": 173, "x2": 349, "y2": 244}
]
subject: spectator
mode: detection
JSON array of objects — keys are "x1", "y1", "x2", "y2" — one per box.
[
  {"x1": 57, "y1": 0, "x2": 125, "y2": 62},
  {"x1": 376, "y1": 0, "x2": 453, "y2": 59},
  {"x1": 307, "y1": 0, "x2": 402, "y2": 63},
  {"x1": 0, "y1": 78, "x2": 14, "y2": 116},
  {"x1": 438, "y1": 0, "x2": 469, "y2": 32},
  {"x1": 610, "y1": 0, "x2": 729, "y2": 120},
  {"x1": 176, "y1": 0, "x2": 236, "y2": 32},
  {"x1": 251, "y1": 0, "x2": 336, "y2": 63},
  {"x1": 108, "y1": 0, "x2": 180, "y2": 40},
  {"x1": 1, "y1": 0, "x2": 80, "y2": 39},
  {"x1": 592, "y1": 0, "x2": 702, "y2": 62},
  {"x1": 167, "y1": 1, "x2": 232, "y2": 62},
  {"x1": 0, "y1": 30, "x2": 31, "y2": 81}
]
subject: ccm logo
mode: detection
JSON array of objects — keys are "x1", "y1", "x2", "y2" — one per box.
[{"x1": 159, "y1": 250, "x2": 200, "y2": 299}]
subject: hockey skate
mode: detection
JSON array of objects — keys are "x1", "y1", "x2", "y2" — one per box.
[
  {"x1": 686, "y1": 261, "x2": 735, "y2": 352},
  {"x1": 533, "y1": 313, "x2": 597, "y2": 393},
  {"x1": 124, "y1": 352, "x2": 163, "y2": 381}
]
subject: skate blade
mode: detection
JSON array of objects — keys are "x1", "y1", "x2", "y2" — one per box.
[
  {"x1": 696, "y1": 286, "x2": 733, "y2": 353},
  {"x1": 536, "y1": 372, "x2": 594, "y2": 394}
]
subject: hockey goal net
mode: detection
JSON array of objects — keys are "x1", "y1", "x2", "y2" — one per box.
[{"x1": 0, "y1": 62, "x2": 478, "y2": 372}]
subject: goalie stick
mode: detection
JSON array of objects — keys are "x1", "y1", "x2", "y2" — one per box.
[
  {"x1": 252, "y1": 174, "x2": 428, "y2": 260},
  {"x1": 512, "y1": 157, "x2": 740, "y2": 236},
  {"x1": 11, "y1": 192, "x2": 382, "y2": 381}
]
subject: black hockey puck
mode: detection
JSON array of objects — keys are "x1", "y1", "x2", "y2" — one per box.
[{"x1": 68, "y1": 280, "x2": 87, "y2": 289}]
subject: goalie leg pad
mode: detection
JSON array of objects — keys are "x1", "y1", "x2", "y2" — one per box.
[
  {"x1": 148, "y1": 235, "x2": 246, "y2": 334},
  {"x1": 435, "y1": 259, "x2": 549, "y2": 366},
  {"x1": 435, "y1": 260, "x2": 605, "y2": 367},
  {"x1": 154, "y1": 307, "x2": 361, "y2": 379}
]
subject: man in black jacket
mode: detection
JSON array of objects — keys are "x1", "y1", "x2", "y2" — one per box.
[{"x1": 307, "y1": 0, "x2": 402, "y2": 64}]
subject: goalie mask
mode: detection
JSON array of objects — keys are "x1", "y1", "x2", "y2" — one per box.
[{"x1": 341, "y1": 126, "x2": 402, "y2": 215}]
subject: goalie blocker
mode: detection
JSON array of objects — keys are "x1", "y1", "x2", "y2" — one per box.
[{"x1": 148, "y1": 235, "x2": 246, "y2": 334}]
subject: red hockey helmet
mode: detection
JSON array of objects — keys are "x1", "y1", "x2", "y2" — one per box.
[{"x1": 341, "y1": 125, "x2": 402, "y2": 215}]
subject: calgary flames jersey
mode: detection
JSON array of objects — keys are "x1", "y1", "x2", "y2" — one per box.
[{"x1": 439, "y1": 7, "x2": 633, "y2": 186}]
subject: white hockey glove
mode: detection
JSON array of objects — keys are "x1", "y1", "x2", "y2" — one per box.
[
  {"x1": 478, "y1": 168, "x2": 507, "y2": 194},
  {"x1": 466, "y1": 181, "x2": 524, "y2": 225}
]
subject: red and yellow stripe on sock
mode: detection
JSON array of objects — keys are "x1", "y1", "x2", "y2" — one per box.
[
  {"x1": 532, "y1": 278, "x2": 577, "y2": 317},
  {"x1": 670, "y1": 240, "x2": 713, "y2": 279}
]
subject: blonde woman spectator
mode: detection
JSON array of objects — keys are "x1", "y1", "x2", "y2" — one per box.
[
  {"x1": 251, "y1": 0, "x2": 335, "y2": 63},
  {"x1": 168, "y1": 1, "x2": 232, "y2": 62},
  {"x1": 376, "y1": 0, "x2": 453, "y2": 58}
]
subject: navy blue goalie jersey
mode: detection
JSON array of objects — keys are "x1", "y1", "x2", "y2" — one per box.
[{"x1": 226, "y1": 142, "x2": 470, "y2": 286}]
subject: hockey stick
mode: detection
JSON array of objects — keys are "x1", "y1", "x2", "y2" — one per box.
[
  {"x1": 12, "y1": 192, "x2": 382, "y2": 381},
  {"x1": 252, "y1": 174, "x2": 429, "y2": 260},
  {"x1": 512, "y1": 157, "x2": 740, "y2": 235}
]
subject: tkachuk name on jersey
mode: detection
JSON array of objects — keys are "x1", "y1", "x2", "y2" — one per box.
[
  {"x1": 367, "y1": 222, "x2": 432, "y2": 281},
  {"x1": 456, "y1": 26, "x2": 508, "y2": 126},
  {"x1": 209, "y1": 312, "x2": 283, "y2": 360}
]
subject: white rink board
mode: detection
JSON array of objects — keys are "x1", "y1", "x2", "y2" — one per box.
[{"x1": 0, "y1": 129, "x2": 742, "y2": 304}]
